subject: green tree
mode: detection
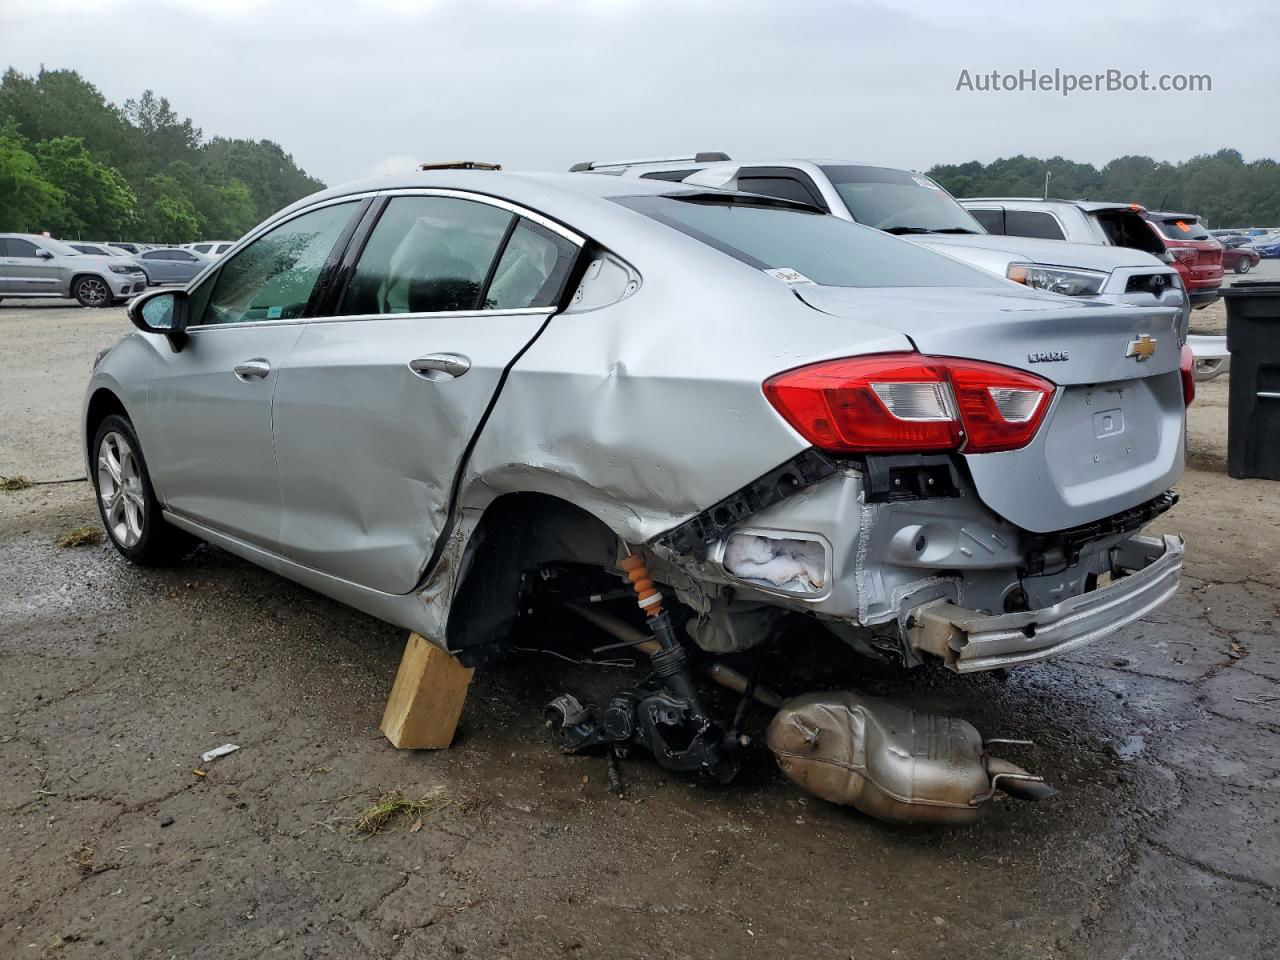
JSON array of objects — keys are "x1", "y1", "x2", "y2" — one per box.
[
  {"x1": 35, "y1": 136, "x2": 136, "y2": 237},
  {"x1": 0, "y1": 124, "x2": 64, "y2": 232},
  {"x1": 136, "y1": 174, "x2": 200, "y2": 243}
]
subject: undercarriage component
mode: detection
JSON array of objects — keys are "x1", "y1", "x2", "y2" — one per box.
[
  {"x1": 863, "y1": 453, "x2": 961, "y2": 503},
  {"x1": 766, "y1": 692, "x2": 1054, "y2": 825},
  {"x1": 654, "y1": 450, "x2": 837, "y2": 561},
  {"x1": 545, "y1": 552, "x2": 741, "y2": 782}
]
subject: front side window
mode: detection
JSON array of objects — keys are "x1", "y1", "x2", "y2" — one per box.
[
  {"x1": 614, "y1": 194, "x2": 1005, "y2": 289},
  {"x1": 5, "y1": 238, "x2": 42, "y2": 257},
  {"x1": 340, "y1": 196, "x2": 513, "y2": 315},
  {"x1": 737, "y1": 175, "x2": 824, "y2": 209},
  {"x1": 192, "y1": 201, "x2": 358, "y2": 326}
]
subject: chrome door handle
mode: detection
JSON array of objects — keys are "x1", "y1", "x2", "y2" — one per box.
[
  {"x1": 233, "y1": 359, "x2": 271, "y2": 381},
  {"x1": 409, "y1": 353, "x2": 471, "y2": 381}
]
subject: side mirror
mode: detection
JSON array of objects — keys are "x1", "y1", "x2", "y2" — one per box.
[
  {"x1": 128, "y1": 288, "x2": 190, "y2": 352},
  {"x1": 36, "y1": 249, "x2": 54, "y2": 259}
]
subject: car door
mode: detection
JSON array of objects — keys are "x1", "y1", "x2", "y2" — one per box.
[
  {"x1": 167, "y1": 249, "x2": 205, "y2": 283},
  {"x1": 3, "y1": 237, "x2": 62, "y2": 295},
  {"x1": 140, "y1": 250, "x2": 174, "y2": 283},
  {"x1": 272, "y1": 192, "x2": 582, "y2": 594},
  {"x1": 144, "y1": 199, "x2": 364, "y2": 550}
]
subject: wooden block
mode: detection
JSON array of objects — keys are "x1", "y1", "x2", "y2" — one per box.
[{"x1": 380, "y1": 633, "x2": 474, "y2": 749}]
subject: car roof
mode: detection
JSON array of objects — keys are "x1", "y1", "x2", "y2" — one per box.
[{"x1": 960, "y1": 197, "x2": 1143, "y2": 214}]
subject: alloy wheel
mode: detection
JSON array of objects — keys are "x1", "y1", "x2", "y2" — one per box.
[
  {"x1": 80, "y1": 277, "x2": 109, "y2": 306},
  {"x1": 97, "y1": 431, "x2": 145, "y2": 547}
]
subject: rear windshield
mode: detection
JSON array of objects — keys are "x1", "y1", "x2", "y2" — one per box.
[
  {"x1": 1154, "y1": 217, "x2": 1212, "y2": 241},
  {"x1": 819, "y1": 165, "x2": 984, "y2": 234},
  {"x1": 613, "y1": 194, "x2": 1004, "y2": 289}
]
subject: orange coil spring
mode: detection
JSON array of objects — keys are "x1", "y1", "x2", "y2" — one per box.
[{"x1": 621, "y1": 552, "x2": 662, "y2": 618}]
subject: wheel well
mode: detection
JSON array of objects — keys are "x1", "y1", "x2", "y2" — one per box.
[
  {"x1": 85, "y1": 388, "x2": 128, "y2": 462},
  {"x1": 71, "y1": 272, "x2": 106, "y2": 290},
  {"x1": 444, "y1": 492, "x2": 620, "y2": 658}
]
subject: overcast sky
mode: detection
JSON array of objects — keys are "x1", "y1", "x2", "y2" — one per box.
[{"x1": 2, "y1": 0, "x2": 1276, "y2": 187}]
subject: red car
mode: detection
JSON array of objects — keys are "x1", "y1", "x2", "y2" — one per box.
[
  {"x1": 1146, "y1": 211, "x2": 1224, "y2": 308},
  {"x1": 1221, "y1": 238, "x2": 1261, "y2": 274}
]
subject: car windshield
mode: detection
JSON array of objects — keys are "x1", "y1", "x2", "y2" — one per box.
[
  {"x1": 42, "y1": 238, "x2": 83, "y2": 256},
  {"x1": 1155, "y1": 218, "x2": 1212, "y2": 241},
  {"x1": 613, "y1": 194, "x2": 1006, "y2": 289},
  {"x1": 819, "y1": 165, "x2": 984, "y2": 234}
]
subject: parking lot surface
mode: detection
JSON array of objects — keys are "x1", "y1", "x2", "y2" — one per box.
[{"x1": 1, "y1": 291, "x2": 1277, "y2": 959}]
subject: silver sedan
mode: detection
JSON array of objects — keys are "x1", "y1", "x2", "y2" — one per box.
[
  {"x1": 135, "y1": 246, "x2": 211, "y2": 285},
  {"x1": 83, "y1": 170, "x2": 1187, "y2": 775}
]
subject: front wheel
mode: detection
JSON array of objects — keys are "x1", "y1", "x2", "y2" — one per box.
[
  {"x1": 73, "y1": 275, "x2": 112, "y2": 308},
  {"x1": 92, "y1": 414, "x2": 193, "y2": 564},
  {"x1": 1235, "y1": 258, "x2": 1252, "y2": 274}
]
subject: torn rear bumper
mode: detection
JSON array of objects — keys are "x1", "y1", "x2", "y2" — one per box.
[{"x1": 907, "y1": 534, "x2": 1183, "y2": 673}]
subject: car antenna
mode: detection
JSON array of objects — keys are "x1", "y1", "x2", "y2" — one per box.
[{"x1": 1042, "y1": 170, "x2": 1051, "y2": 199}]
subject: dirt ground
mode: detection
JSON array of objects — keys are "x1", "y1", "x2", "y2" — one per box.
[{"x1": 1, "y1": 283, "x2": 1278, "y2": 960}]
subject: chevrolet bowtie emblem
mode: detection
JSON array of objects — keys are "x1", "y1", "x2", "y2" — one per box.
[{"x1": 1126, "y1": 334, "x2": 1157, "y2": 361}]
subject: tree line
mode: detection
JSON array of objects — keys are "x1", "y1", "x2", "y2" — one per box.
[
  {"x1": 927, "y1": 150, "x2": 1280, "y2": 229},
  {"x1": 0, "y1": 67, "x2": 324, "y2": 243}
]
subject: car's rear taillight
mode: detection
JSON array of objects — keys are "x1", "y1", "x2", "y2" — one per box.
[
  {"x1": 1180, "y1": 344, "x2": 1195, "y2": 406},
  {"x1": 1168, "y1": 246, "x2": 1199, "y2": 264},
  {"x1": 763, "y1": 353, "x2": 1056, "y2": 455}
]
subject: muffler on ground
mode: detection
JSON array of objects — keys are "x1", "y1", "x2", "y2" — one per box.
[{"x1": 766, "y1": 692, "x2": 1055, "y2": 825}]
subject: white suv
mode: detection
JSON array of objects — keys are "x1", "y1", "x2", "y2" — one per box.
[{"x1": 575, "y1": 156, "x2": 1188, "y2": 336}]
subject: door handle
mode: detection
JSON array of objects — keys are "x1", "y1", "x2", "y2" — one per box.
[
  {"x1": 409, "y1": 353, "x2": 471, "y2": 381},
  {"x1": 233, "y1": 358, "x2": 271, "y2": 381}
]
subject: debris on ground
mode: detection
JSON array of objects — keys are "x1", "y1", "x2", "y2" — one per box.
[
  {"x1": 200, "y1": 743, "x2": 241, "y2": 763},
  {"x1": 353, "y1": 787, "x2": 457, "y2": 835},
  {"x1": 1, "y1": 474, "x2": 33, "y2": 492},
  {"x1": 55, "y1": 525, "x2": 103, "y2": 548},
  {"x1": 68, "y1": 842, "x2": 96, "y2": 874}
]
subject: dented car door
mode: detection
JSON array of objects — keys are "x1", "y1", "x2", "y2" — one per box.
[{"x1": 271, "y1": 192, "x2": 582, "y2": 594}]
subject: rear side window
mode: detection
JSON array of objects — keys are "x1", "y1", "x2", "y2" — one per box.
[
  {"x1": 485, "y1": 220, "x2": 578, "y2": 309},
  {"x1": 1155, "y1": 218, "x2": 1212, "y2": 241},
  {"x1": 614, "y1": 195, "x2": 1005, "y2": 289},
  {"x1": 967, "y1": 208, "x2": 1005, "y2": 234},
  {"x1": 341, "y1": 196, "x2": 513, "y2": 315},
  {"x1": 192, "y1": 244, "x2": 212, "y2": 253},
  {"x1": 1002, "y1": 210, "x2": 1066, "y2": 240},
  {"x1": 192, "y1": 201, "x2": 359, "y2": 326},
  {"x1": 737, "y1": 176, "x2": 825, "y2": 208}
]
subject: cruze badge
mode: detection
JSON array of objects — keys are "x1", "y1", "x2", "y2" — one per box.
[
  {"x1": 1027, "y1": 350, "x2": 1069, "y2": 363},
  {"x1": 1126, "y1": 335, "x2": 1157, "y2": 361}
]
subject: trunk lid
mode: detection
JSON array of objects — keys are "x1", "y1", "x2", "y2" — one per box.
[{"x1": 794, "y1": 285, "x2": 1186, "y2": 532}]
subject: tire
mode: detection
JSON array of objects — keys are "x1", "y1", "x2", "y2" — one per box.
[
  {"x1": 91, "y1": 414, "x2": 193, "y2": 565},
  {"x1": 1235, "y1": 258, "x2": 1252, "y2": 274},
  {"x1": 73, "y1": 275, "x2": 113, "y2": 308}
]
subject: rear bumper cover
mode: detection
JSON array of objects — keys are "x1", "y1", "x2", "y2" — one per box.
[{"x1": 907, "y1": 534, "x2": 1183, "y2": 672}]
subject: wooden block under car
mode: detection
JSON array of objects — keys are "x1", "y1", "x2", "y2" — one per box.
[{"x1": 380, "y1": 633, "x2": 474, "y2": 749}]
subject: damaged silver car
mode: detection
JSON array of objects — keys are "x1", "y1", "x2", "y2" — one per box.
[{"x1": 84, "y1": 167, "x2": 1190, "y2": 815}]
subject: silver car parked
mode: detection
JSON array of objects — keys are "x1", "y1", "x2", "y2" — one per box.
[
  {"x1": 84, "y1": 170, "x2": 1189, "y2": 762},
  {"x1": 0, "y1": 233, "x2": 148, "y2": 306},
  {"x1": 135, "y1": 246, "x2": 211, "y2": 285}
]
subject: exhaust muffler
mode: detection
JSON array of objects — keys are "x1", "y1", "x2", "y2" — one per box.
[{"x1": 766, "y1": 692, "x2": 1054, "y2": 825}]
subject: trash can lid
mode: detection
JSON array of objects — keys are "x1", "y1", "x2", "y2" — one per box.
[{"x1": 1222, "y1": 281, "x2": 1280, "y2": 297}]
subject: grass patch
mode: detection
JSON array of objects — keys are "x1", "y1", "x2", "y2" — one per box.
[
  {"x1": 353, "y1": 787, "x2": 460, "y2": 836},
  {"x1": 56, "y1": 525, "x2": 103, "y2": 548},
  {"x1": 1, "y1": 475, "x2": 33, "y2": 492}
]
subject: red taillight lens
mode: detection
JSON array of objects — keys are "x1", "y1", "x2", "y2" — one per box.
[
  {"x1": 1180, "y1": 344, "x2": 1195, "y2": 406},
  {"x1": 1168, "y1": 246, "x2": 1198, "y2": 264},
  {"x1": 764, "y1": 353, "x2": 1055, "y2": 455}
]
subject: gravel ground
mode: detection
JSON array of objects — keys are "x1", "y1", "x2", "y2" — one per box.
[{"x1": 1, "y1": 294, "x2": 1277, "y2": 960}]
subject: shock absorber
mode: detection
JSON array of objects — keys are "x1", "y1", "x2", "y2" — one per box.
[{"x1": 620, "y1": 553, "x2": 714, "y2": 736}]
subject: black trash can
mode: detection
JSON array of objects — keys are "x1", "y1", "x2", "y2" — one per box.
[{"x1": 1223, "y1": 280, "x2": 1280, "y2": 480}]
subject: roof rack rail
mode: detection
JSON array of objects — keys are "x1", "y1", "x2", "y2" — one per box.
[
  {"x1": 568, "y1": 152, "x2": 731, "y2": 173},
  {"x1": 418, "y1": 161, "x2": 502, "y2": 171}
]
